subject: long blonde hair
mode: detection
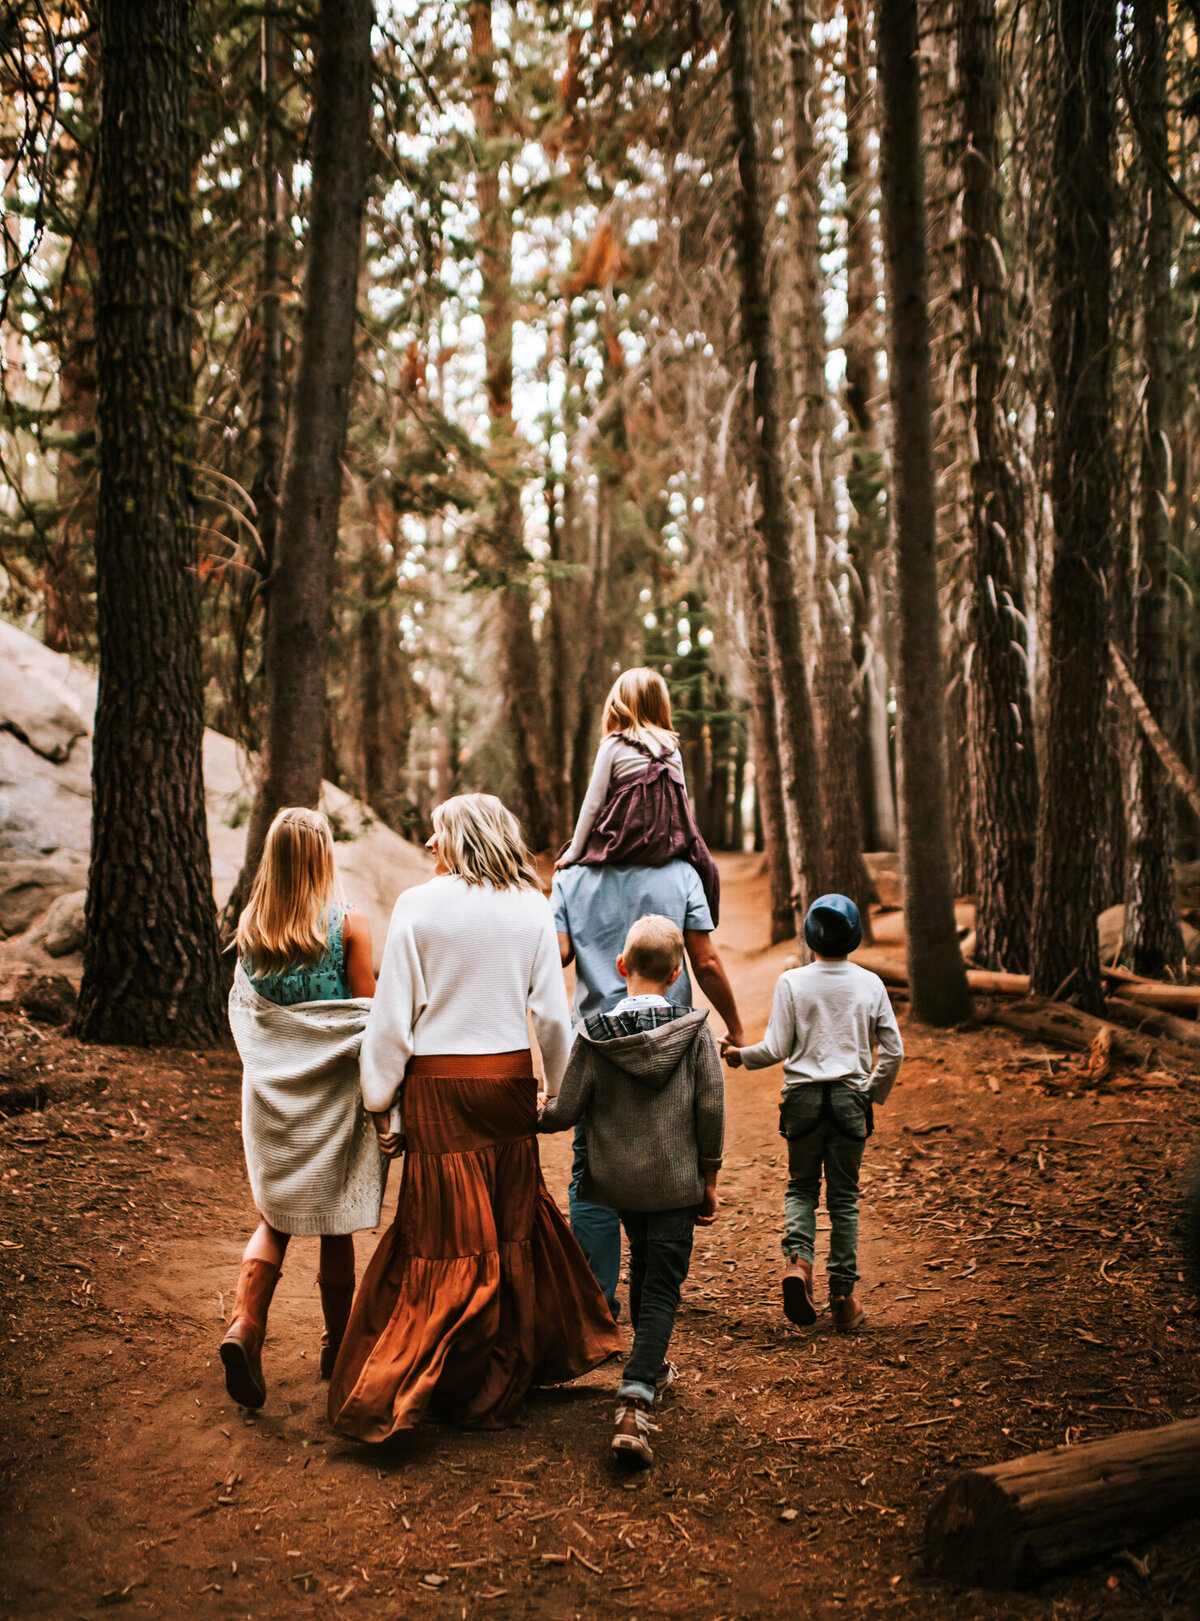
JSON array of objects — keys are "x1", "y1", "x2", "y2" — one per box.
[
  {"x1": 237, "y1": 807, "x2": 343, "y2": 974},
  {"x1": 433, "y1": 794, "x2": 542, "y2": 891},
  {"x1": 602, "y1": 667, "x2": 677, "y2": 757}
]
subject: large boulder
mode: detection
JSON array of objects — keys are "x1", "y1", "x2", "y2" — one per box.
[
  {"x1": 0, "y1": 619, "x2": 431, "y2": 973},
  {"x1": 1097, "y1": 903, "x2": 1200, "y2": 968}
]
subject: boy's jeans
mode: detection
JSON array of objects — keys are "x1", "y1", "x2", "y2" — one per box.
[
  {"x1": 780, "y1": 1083, "x2": 869, "y2": 1298},
  {"x1": 568, "y1": 1125, "x2": 621, "y2": 1316},
  {"x1": 615, "y1": 1206, "x2": 698, "y2": 1404}
]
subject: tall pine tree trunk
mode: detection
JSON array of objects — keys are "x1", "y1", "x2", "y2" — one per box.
[
  {"x1": 721, "y1": 0, "x2": 826, "y2": 935},
  {"x1": 842, "y1": 0, "x2": 897, "y2": 854},
  {"x1": 957, "y1": 0, "x2": 1038, "y2": 970},
  {"x1": 76, "y1": 0, "x2": 223, "y2": 1045},
  {"x1": 1122, "y1": 0, "x2": 1183, "y2": 975},
  {"x1": 471, "y1": 0, "x2": 553, "y2": 851},
  {"x1": 233, "y1": 0, "x2": 373, "y2": 905},
  {"x1": 745, "y1": 550, "x2": 797, "y2": 943},
  {"x1": 1030, "y1": 0, "x2": 1115, "y2": 1012},
  {"x1": 785, "y1": 0, "x2": 872, "y2": 933},
  {"x1": 876, "y1": 0, "x2": 972, "y2": 1024}
]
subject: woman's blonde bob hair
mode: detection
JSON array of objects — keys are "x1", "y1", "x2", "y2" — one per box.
[
  {"x1": 602, "y1": 667, "x2": 677, "y2": 757},
  {"x1": 236, "y1": 806, "x2": 343, "y2": 975},
  {"x1": 432, "y1": 793, "x2": 542, "y2": 890}
]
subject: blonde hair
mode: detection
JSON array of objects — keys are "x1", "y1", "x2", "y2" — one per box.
[
  {"x1": 236, "y1": 807, "x2": 342, "y2": 975},
  {"x1": 622, "y1": 914, "x2": 684, "y2": 983},
  {"x1": 602, "y1": 667, "x2": 678, "y2": 757},
  {"x1": 433, "y1": 793, "x2": 542, "y2": 891}
]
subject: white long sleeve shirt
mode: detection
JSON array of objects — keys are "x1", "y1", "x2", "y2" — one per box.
[
  {"x1": 740, "y1": 960, "x2": 904, "y2": 1103},
  {"x1": 562, "y1": 732, "x2": 687, "y2": 862},
  {"x1": 359, "y1": 875, "x2": 572, "y2": 1113}
]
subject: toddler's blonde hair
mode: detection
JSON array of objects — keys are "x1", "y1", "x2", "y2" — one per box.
[
  {"x1": 433, "y1": 793, "x2": 542, "y2": 891},
  {"x1": 237, "y1": 807, "x2": 342, "y2": 975},
  {"x1": 623, "y1": 914, "x2": 685, "y2": 983},
  {"x1": 602, "y1": 667, "x2": 677, "y2": 758}
]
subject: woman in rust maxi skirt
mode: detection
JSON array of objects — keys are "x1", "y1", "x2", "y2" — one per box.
[{"x1": 328, "y1": 796, "x2": 620, "y2": 1442}]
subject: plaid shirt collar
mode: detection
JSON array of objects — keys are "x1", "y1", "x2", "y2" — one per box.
[{"x1": 583, "y1": 1003, "x2": 692, "y2": 1043}]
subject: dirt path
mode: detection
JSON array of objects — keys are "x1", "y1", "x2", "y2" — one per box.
[{"x1": 2, "y1": 854, "x2": 1199, "y2": 1619}]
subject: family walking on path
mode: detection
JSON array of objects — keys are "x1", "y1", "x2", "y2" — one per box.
[{"x1": 221, "y1": 669, "x2": 903, "y2": 1467}]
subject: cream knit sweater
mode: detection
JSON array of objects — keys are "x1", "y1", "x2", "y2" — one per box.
[{"x1": 360, "y1": 874, "x2": 572, "y2": 1113}]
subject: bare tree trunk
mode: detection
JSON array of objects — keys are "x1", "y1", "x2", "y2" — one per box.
[
  {"x1": 842, "y1": 0, "x2": 897, "y2": 854},
  {"x1": 745, "y1": 553, "x2": 798, "y2": 944},
  {"x1": 721, "y1": 0, "x2": 826, "y2": 936},
  {"x1": 1030, "y1": 0, "x2": 1115, "y2": 1012},
  {"x1": 77, "y1": 0, "x2": 223, "y2": 1045},
  {"x1": 359, "y1": 536, "x2": 385, "y2": 812},
  {"x1": 956, "y1": 0, "x2": 1038, "y2": 970},
  {"x1": 1122, "y1": 0, "x2": 1184, "y2": 975},
  {"x1": 231, "y1": 0, "x2": 374, "y2": 914},
  {"x1": 470, "y1": 0, "x2": 553, "y2": 851},
  {"x1": 785, "y1": 0, "x2": 872, "y2": 933},
  {"x1": 875, "y1": 0, "x2": 973, "y2": 1024}
]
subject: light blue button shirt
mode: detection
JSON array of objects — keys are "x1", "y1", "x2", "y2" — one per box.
[{"x1": 551, "y1": 861, "x2": 715, "y2": 1025}]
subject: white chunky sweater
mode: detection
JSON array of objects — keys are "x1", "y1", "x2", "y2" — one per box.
[
  {"x1": 360, "y1": 874, "x2": 573, "y2": 1113},
  {"x1": 228, "y1": 968, "x2": 385, "y2": 1237}
]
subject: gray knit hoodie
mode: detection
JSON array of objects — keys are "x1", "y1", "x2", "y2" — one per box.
[{"x1": 538, "y1": 1007, "x2": 724, "y2": 1212}]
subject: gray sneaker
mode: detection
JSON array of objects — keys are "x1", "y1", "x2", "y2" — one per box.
[{"x1": 612, "y1": 1399, "x2": 658, "y2": 1466}]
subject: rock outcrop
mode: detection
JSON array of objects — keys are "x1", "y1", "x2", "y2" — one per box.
[{"x1": 0, "y1": 618, "x2": 431, "y2": 978}]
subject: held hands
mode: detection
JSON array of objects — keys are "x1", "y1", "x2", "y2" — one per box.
[
  {"x1": 697, "y1": 1183, "x2": 720, "y2": 1226},
  {"x1": 720, "y1": 1034, "x2": 744, "y2": 1069},
  {"x1": 372, "y1": 1112, "x2": 405, "y2": 1160}
]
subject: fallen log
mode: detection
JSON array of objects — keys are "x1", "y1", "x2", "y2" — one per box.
[
  {"x1": 1104, "y1": 996, "x2": 1200, "y2": 1051},
  {"x1": 986, "y1": 998, "x2": 1162, "y2": 1067},
  {"x1": 925, "y1": 1417, "x2": 1200, "y2": 1587},
  {"x1": 865, "y1": 954, "x2": 1196, "y2": 1011}
]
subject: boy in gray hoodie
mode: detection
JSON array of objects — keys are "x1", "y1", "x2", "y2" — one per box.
[{"x1": 539, "y1": 914, "x2": 724, "y2": 1466}]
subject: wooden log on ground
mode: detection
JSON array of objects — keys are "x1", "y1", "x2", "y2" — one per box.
[
  {"x1": 985, "y1": 998, "x2": 1162, "y2": 1067},
  {"x1": 1104, "y1": 996, "x2": 1200, "y2": 1051},
  {"x1": 925, "y1": 1418, "x2": 1200, "y2": 1587},
  {"x1": 1100, "y1": 966, "x2": 1200, "y2": 1015}
]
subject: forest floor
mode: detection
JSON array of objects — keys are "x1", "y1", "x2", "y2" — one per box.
[{"x1": 1, "y1": 854, "x2": 1199, "y2": 1620}]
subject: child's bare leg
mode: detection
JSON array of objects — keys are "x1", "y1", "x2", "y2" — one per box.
[{"x1": 242, "y1": 1220, "x2": 289, "y2": 1269}]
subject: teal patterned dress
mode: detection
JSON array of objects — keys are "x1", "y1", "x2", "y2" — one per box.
[{"x1": 243, "y1": 905, "x2": 352, "y2": 1006}]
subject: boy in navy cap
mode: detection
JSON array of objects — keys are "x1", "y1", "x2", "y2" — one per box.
[{"x1": 724, "y1": 895, "x2": 902, "y2": 1331}]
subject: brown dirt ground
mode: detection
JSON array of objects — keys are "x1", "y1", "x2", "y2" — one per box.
[{"x1": 1, "y1": 853, "x2": 1199, "y2": 1620}]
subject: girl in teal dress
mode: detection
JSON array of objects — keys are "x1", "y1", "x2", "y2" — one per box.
[{"x1": 221, "y1": 807, "x2": 379, "y2": 1410}]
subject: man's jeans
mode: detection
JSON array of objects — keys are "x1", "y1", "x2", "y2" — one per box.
[
  {"x1": 616, "y1": 1205, "x2": 698, "y2": 1404},
  {"x1": 568, "y1": 1125, "x2": 621, "y2": 1316},
  {"x1": 780, "y1": 1084, "x2": 868, "y2": 1297}
]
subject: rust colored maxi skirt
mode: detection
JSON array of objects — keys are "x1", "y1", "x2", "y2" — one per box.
[{"x1": 328, "y1": 1052, "x2": 620, "y2": 1442}]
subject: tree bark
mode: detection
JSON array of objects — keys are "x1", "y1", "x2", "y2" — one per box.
[
  {"x1": 785, "y1": 0, "x2": 872, "y2": 933},
  {"x1": 875, "y1": 0, "x2": 972, "y2": 1024},
  {"x1": 470, "y1": 0, "x2": 553, "y2": 852},
  {"x1": 841, "y1": 0, "x2": 897, "y2": 854},
  {"x1": 745, "y1": 551, "x2": 797, "y2": 943},
  {"x1": 233, "y1": 0, "x2": 374, "y2": 905},
  {"x1": 720, "y1": 0, "x2": 826, "y2": 936},
  {"x1": 76, "y1": 0, "x2": 223, "y2": 1045},
  {"x1": 1030, "y1": 0, "x2": 1116, "y2": 1012},
  {"x1": 956, "y1": 0, "x2": 1038, "y2": 970},
  {"x1": 1122, "y1": 0, "x2": 1184, "y2": 976}
]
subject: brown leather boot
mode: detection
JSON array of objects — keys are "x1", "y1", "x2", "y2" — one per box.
[
  {"x1": 831, "y1": 1292, "x2": 867, "y2": 1333},
  {"x1": 317, "y1": 1276, "x2": 355, "y2": 1379},
  {"x1": 781, "y1": 1259, "x2": 816, "y2": 1326},
  {"x1": 220, "y1": 1259, "x2": 280, "y2": 1409}
]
